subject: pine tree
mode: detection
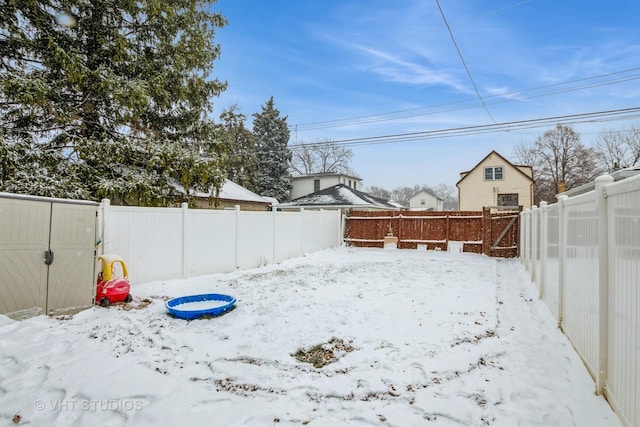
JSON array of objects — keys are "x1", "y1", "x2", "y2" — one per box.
[
  {"x1": 0, "y1": 0, "x2": 227, "y2": 204},
  {"x1": 218, "y1": 105, "x2": 257, "y2": 190},
  {"x1": 251, "y1": 97, "x2": 292, "y2": 201}
]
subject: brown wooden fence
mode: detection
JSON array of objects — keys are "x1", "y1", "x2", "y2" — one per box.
[{"x1": 344, "y1": 207, "x2": 521, "y2": 258}]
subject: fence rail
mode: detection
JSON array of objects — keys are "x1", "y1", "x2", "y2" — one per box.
[
  {"x1": 99, "y1": 201, "x2": 342, "y2": 285},
  {"x1": 345, "y1": 208, "x2": 521, "y2": 257},
  {"x1": 520, "y1": 174, "x2": 640, "y2": 427}
]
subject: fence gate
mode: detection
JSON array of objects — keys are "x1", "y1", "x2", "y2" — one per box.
[
  {"x1": 0, "y1": 193, "x2": 98, "y2": 319},
  {"x1": 483, "y1": 206, "x2": 522, "y2": 258}
]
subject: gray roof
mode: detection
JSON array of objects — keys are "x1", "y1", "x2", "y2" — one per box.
[{"x1": 277, "y1": 184, "x2": 397, "y2": 209}]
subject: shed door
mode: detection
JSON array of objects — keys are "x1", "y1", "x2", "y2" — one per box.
[
  {"x1": 0, "y1": 198, "x2": 50, "y2": 318},
  {"x1": 47, "y1": 203, "x2": 97, "y2": 315}
]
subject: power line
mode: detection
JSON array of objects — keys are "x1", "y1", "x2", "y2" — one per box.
[
  {"x1": 292, "y1": 67, "x2": 640, "y2": 132},
  {"x1": 435, "y1": 0, "x2": 497, "y2": 124},
  {"x1": 288, "y1": 106, "x2": 640, "y2": 149}
]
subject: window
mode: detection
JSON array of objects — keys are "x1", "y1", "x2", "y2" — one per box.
[
  {"x1": 498, "y1": 193, "x2": 518, "y2": 207},
  {"x1": 484, "y1": 166, "x2": 503, "y2": 180},
  {"x1": 420, "y1": 200, "x2": 426, "y2": 206},
  {"x1": 313, "y1": 179, "x2": 320, "y2": 192},
  {"x1": 348, "y1": 179, "x2": 352, "y2": 188}
]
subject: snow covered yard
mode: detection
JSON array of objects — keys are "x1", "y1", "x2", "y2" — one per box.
[{"x1": 0, "y1": 247, "x2": 619, "y2": 427}]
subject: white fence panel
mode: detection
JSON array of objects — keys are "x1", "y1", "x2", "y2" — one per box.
[
  {"x1": 100, "y1": 202, "x2": 342, "y2": 285},
  {"x1": 543, "y1": 203, "x2": 560, "y2": 317},
  {"x1": 185, "y1": 210, "x2": 237, "y2": 276},
  {"x1": 605, "y1": 177, "x2": 640, "y2": 427},
  {"x1": 302, "y1": 210, "x2": 341, "y2": 253},
  {"x1": 103, "y1": 204, "x2": 183, "y2": 285},
  {"x1": 237, "y1": 211, "x2": 274, "y2": 270},
  {"x1": 520, "y1": 174, "x2": 640, "y2": 427},
  {"x1": 563, "y1": 192, "x2": 599, "y2": 378},
  {"x1": 274, "y1": 212, "x2": 303, "y2": 263}
]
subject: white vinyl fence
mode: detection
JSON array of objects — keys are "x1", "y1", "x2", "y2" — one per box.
[
  {"x1": 521, "y1": 174, "x2": 640, "y2": 427},
  {"x1": 99, "y1": 200, "x2": 342, "y2": 285}
]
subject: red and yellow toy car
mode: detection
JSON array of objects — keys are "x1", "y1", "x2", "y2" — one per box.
[{"x1": 96, "y1": 254, "x2": 133, "y2": 307}]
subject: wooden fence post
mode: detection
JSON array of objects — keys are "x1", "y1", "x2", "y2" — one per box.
[{"x1": 482, "y1": 207, "x2": 491, "y2": 255}]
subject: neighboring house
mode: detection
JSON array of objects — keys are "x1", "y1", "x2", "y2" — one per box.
[
  {"x1": 456, "y1": 150, "x2": 533, "y2": 211},
  {"x1": 290, "y1": 173, "x2": 363, "y2": 200},
  {"x1": 188, "y1": 179, "x2": 272, "y2": 211},
  {"x1": 409, "y1": 190, "x2": 444, "y2": 211},
  {"x1": 277, "y1": 184, "x2": 398, "y2": 212}
]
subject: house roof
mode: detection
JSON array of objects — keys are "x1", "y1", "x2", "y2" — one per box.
[
  {"x1": 291, "y1": 172, "x2": 362, "y2": 181},
  {"x1": 456, "y1": 150, "x2": 533, "y2": 187},
  {"x1": 217, "y1": 180, "x2": 270, "y2": 204},
  {"x1": 177, "y1": 179, "x2": 270, "y2": 204},
  {"x1": 277, "y1": 184, "x2": 397, "y2": 209}
]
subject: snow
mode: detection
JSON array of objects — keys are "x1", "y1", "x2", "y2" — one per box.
[
  {"x1": 171, "y1": 299, "x2": 232, "y2": 311},
  {"x1": 217, "y1": 179, "x2": 270, "y2": 204},
  {"x1": 337, "y1": 185, "x2": 368, "y2": 204},
  {"x1": 177, "y1": 179, "x2": 270, "y2": 204},
  {"x1": 0, "y1": 248, "x2": 620, "y2": 426}
]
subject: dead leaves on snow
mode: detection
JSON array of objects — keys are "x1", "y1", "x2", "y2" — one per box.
[{"x1": 293, "y1": 337, "x2": 355, "y2": 368}]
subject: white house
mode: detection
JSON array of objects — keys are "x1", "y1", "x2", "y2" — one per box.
[
  {"x1": 409, "y1": 190, "x2": 444, "y2": 211},
  {"x1": 290, "y1": 173, "x2": 363, "y2": 200}
]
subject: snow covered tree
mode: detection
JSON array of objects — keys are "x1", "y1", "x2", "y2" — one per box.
[
  {"x1": 218, "y1": 105, "x2": 256, "y2": 190},
  {"x1": 0, "y1": 0, "x2": 227, "y2": 204},
  {"x1": 251, "y1": 97, "x2": 292, "y2": 201}
]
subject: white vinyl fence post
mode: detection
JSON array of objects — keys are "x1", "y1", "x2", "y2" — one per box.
[
  {"x1": 539, "y1": 201, "x2": 548, "y2": 300},
  {"x1": 595, "y1": 175, "x2": 613, "y2": 395},
  {"x1": 339, "y1": 210, "x2": 345, "y2": 248},
  {"x1": 272, "y1": 207, "x2": 277, "y2": 264},
  {"x1": 235, "y1": 205, "x2": 240, "y2": 269},
  {"x1": 531, "y1": 205, "x2": 538, "y2": 284},
  {"x1": 181, "y1": 202, "x2": 188, "y2": 278},
  {"x1": 556, "y1": 195, "x2": 568, "y2": 329},
  {"x1": 522, "y1": 209, "x2": 530, "y2": 271},
  {"x1": 300, "y1": 207, "x2": 305, "y2": 255},
  {"x1": 519, "y1": 210, "x2": 525, "y2": 264}
]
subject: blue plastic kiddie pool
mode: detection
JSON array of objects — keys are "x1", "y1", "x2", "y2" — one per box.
[{"x1": 166, "y1": 293, "x2": 236, "y2": 320}]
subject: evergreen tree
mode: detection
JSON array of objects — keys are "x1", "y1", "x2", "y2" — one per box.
[
  {"x1": 251, "y1": 97, "x2": 292, "y2": 201},
  {"x1": 0, "y1": 0, "x2": 227, "y2": 204},
  {"x1": 218, "y1": 105, "x2": 256, "y2": 190}
]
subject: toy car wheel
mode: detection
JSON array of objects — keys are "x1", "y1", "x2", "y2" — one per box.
[
  {"x1": 99, "y1": 297, "x2": 110, "y2": 307},
  {"x1": 125, "y1": 294, "x2": 133, "y2": 303}
]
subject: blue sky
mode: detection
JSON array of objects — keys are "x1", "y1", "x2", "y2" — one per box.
[{"x1": 211, "y1": 0, "x2": 640, "y2": 191}]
